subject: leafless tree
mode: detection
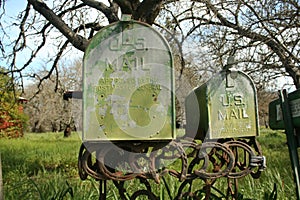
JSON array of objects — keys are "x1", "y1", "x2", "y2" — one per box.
[
  {"x1": 0, "y1": 0, "x2": 299, "y2": 92},
  {"x1": 24, "y1": 60, "x2": 82, "y2": 132},
  {"x1": 157, "y1": 0, "x2": 300, "y2": 87}
]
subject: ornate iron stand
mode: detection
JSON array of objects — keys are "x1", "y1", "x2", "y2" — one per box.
[{"x1": 78, "y1": 137, "x2": 266, "y2": 200}]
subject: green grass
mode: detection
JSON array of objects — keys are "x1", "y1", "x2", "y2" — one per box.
[{"x1": 0, "y1": 129, "x2": 298, "y2": 199}]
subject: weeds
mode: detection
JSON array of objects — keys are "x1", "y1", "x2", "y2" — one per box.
[{"x1": 0, "y1": 130, "x2": 298, "y2": 199}]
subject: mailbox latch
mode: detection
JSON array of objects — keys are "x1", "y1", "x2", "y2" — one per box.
[{"x1": 250, "y1": 155, "x2": 267, "y2": 171}]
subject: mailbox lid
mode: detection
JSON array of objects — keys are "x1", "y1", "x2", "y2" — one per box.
[{"x1": 83, "y1": 20, "x2": 175, "y2": 141}]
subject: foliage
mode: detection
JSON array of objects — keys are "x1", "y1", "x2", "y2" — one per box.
[
  {"x1": 0, "y1": 68, "x2": 28, "y2": 138},
  {"x1": 0, "y1": 129, "x2": 298, "y2": 199}
]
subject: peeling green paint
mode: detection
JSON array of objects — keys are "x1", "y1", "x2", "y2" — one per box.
[
  {"x1": 83, "y1": 20, "x2": 175, "y2": 141},
  {"x1": 185, "y1": 70, "x2": 259, "y2": 140}
]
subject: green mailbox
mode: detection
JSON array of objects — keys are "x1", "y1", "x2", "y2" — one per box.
[
  {"x1": 185, "y1": 69, "x2": 259, "y2": 140},
  {"x1": 269, "y1": 89, "x2": 300, "y2": 130},
  {"x1": 269, "y1": 89, "x2": 300, "y2": 199},
  {"x1": 83, "y1": 18, "x2": 175, "y2": 142}
]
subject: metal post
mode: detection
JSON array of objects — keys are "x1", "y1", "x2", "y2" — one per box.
[
  {"x1": 279, "y1": 89, "x2": 300, "y2": 200},
  {"x1": 99, "y1": 180, "x2": 107, "y2": 200},
  {"x1": 0, "y1": 154, "x2": 3, "y2": 200}
]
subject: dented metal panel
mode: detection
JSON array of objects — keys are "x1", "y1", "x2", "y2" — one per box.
[
  {"x1": 83, "y1": 20, "x2": 175, "y2": 141},
  {"x1": 185, "y1": 70, "x2": 259, "y2": 140}
]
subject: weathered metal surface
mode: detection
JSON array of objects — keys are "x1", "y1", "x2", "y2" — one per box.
[
  {"x1": 269, "y1": 89, "x2": 300, "y2": 129},
  {"x1": 83, "y1": 20, "x2": 175, "y2": 141},
  {"x1": 185, "y1": 70, "x2": 259, "y2": 140},
  {"x1": 78, "y1": 16, "x2": 266, "y2": 200}
]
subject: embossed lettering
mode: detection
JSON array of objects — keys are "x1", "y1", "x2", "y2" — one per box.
[
  {"x1": 135, "y1": 38, "x2": 145, "y2": 50},
  {"x1": 220, "y1": 93, "x2": 244, "y2": 107},
  {"x1": 106, "y1": 57, "x2": 148, "y2": 71},
  {"x1": 122, "y1": 57, "x2": 131, "y2": 71},
  {"x1": 220, "y1": 94, "x2": 230, "y2": 106},
  {"x1": 218, "y1": 110, "x2": 226, "y2": 120},
  {"x1": 109, "y1": 36, "x2": 146, "y2": 51},
  {"x1": 234, "y1": 94, "x2": 244, "y2": 106},
  {"x1": 218, "y1": 108, "x2": 249, "y2": 120},
  {"x1": 109, "y1": 37, "x2": 120, "y2": 51},
  {"x1": 230, "y1": 109, "x2": 238, "y2": 119}
]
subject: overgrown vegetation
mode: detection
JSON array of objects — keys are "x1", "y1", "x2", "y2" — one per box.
[
  {"x1": 0, "y1": 68, "x2": 28, "y2": 138},
  {"x1": 0, "y1": 129, "x2": 298, "y2": 199}
]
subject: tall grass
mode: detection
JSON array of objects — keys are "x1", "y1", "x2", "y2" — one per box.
[{"x1": 0, "y1": 129, "x2": 298, "y2": 199}]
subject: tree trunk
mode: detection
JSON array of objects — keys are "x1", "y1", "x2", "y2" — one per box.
[{"x1": 286, "y1": 65, "x2": 300, "y2": 89}]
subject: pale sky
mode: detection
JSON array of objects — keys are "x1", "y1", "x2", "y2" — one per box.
[
  {"x1": 1, "y1": 0, "x2": 84, "y2": 86},
  {"x1": 4, "y1": 0, "x2": 27, "y2": 17}
]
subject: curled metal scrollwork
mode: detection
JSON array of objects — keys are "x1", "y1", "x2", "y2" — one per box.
[{"x1": 78, "y1": 138, "x2": 265, "y2": 199}]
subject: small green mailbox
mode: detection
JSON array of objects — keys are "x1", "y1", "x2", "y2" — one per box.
[
  {"x1": 83, "y1": 18, "x2": 175, "y2": 142},
  {"x1": 269, "y1": 89, "x2": 300, "y2": 129},
  {"x1": 185, "y1": 69, "x2": 259, "y2": 140}
]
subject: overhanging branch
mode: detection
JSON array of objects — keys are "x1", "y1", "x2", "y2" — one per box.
[{"x1": 28, "y1": 0, "x2": 88, "y2": 52}]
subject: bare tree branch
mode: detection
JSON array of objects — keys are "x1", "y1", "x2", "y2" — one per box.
[
  {"x1": 80, "y1": 0, "x2": 119, "y2": 23},
  {"x1": 28, "y1": 0, "x2": 88, "y2": 51},
  {"x1": 134, "y1": 0, "x2": 164, "y2": 24},
  {"x1": 114, "y1": 0, "x2": 139, "y2": 15},
  {"x1": 0, "y1": 0, "x2": 299, "y2": 94}
]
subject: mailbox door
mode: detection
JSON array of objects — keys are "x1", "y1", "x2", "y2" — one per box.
[
  {"x1": 185, "y1": 71, "x2": 259, "y2": 140},
  {"x1": 207, "y1": 71, "x2": 259, "y2": 139},
  {"x1": 83, "y1": 20, "x2": 175, "y2": 141}
]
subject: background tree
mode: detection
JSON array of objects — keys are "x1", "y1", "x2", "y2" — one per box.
[
  {"x1": 0, "y1": 0, "x2": 298, "y2": 88},
  {"x1": 24, "y1": 60, "x2": 82, "y2": 133},
  {"x1": 158, "y1": 0, "x2": 299, "y2": 87},
  {"x1": 0, "y1": 0, "x2": 299, "y2": 128},
  {"x1": 0, "y1": 0, "x2": 298, "y2": 91},
  {"x1": 0, "y1": 67, "x2": 28, "y2": 137}
]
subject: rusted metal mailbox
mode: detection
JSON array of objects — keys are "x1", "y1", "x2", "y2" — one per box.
[
  {"x1": 83, "y1": 18, "x2": 175, "y2": 141},
  {"x1": 185, "y1": 69, "x2": 259, "y2": 140}
]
